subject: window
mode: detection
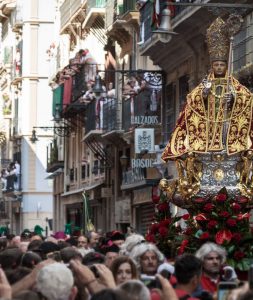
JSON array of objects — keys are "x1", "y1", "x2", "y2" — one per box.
[
  {"x1": 165, "y1": 83, "x2": 176, "y2": 141},
  {"x1": 92, "y1": 160, "x2": 99, "y2": 176},
  {"x1": 81, "y1": 165, "x2": 86, "y2": 179}
]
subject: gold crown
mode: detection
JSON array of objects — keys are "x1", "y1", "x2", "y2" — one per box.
[{"x1": 206, "y1": 17, "x2": 230, "y2": 62}]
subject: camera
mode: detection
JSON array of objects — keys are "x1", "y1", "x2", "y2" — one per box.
[
  {"x1": 217, "y1": 282, "x2": 238, "y2": 300},
  {"x1": 89, "y1": 265, "x2": 99, "y2": 278},
  {"x1": 140, "y1": 275, "x2": 161, "y2": 289}
]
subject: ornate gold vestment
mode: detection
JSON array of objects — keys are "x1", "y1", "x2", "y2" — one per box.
[{"x1": 161, "y1": 75, "x2": 253, "y2": 161}]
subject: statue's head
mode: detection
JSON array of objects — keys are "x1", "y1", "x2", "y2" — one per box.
[
  {"x1": 212, "y1": 60, "x2": 227, "y2": 78},
  {"x1": 206, "y1": 17, "x2": 230, "y2": 76}
]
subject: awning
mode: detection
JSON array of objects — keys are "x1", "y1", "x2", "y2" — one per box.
[
  {"x1": 45, "y1": 168, "x2": 63, "y2": 179},
  {"x1": 61, "y1": 188, "x2": 85, "y2": 197},
  {"x1": 61, "y1": 181, "x2": 104, "y2": 197}
]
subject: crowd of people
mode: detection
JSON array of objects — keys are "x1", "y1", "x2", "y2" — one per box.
[{"x1": 0, "y1": 228, "x2": 251, "y2": 300}]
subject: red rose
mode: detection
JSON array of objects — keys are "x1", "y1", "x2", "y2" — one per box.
[
  {"x1": 232, "y1": 203, "x2": 241, "y2": 212},
  {"x1": 204, "y1": 203, "x2": 214, "y2": 212},
  {"x1": 238, "y1": 196, "x2": 249, "y2": 204},
  {"x1": 159, "y1": 219, "x2": 171, "y2": 227},
  {"x1": 157, "y1": 202, "x2": 168, "y2": 212},
  {"x1": 150, "y1": 223, "x2": 159, "y2": 233},
  {"x1": 219, "y1": 211, "x2": 230, "y2": 218},
  {"x1": 194, "y1": 197, "x2": 205, "y2": 203},
  {"x1": 232, "y1": 233, "x2": 242, "y2": 243},
  {"x1": 158, "y1": 226, "x2": 168, "y2": 237},
  {"x1": 215, "y1": 229, "x2": 232, "y2": 245},
  {"x1": 216, "y1": 193, "x2": 227, "y2": 202},
  {"x1": 207, "y1": 220, "x2": 218, "y2": 229},
  {"x1": 178, "y1": 239, "x2": 189, "y2": 255},
  {"x1": 184, "y1": 228, "x2": 193, "y2": 235},
  {"x1": 195, "y1": 213, "x2": 208, "y2": 221},
  {"x1": 226, "y1": 219, "x2": 237, "y2": 227},
  {"x1": 146, "y1": 233, "x2": 156, "y2": 243},
  {"x1": 182, "y1": 214, "x2": 190, "y2": 220},
  {"x1": 200, "y1": 232, "x2": 210, "y2": 240},
  {"x1": 234, "y1": 251, "x2": 245, "y2": 261},
  {"x1": 152, "y1": 195, "x2": 160, "y2": 204}
]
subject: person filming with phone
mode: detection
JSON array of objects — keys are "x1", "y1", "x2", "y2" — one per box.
[{"x1": 195, "y1": 243, "x2": 237, "y2": 295}]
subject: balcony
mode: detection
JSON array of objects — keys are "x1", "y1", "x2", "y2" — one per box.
[
  {"x1": 46, "y1": 140, "x2": 64, "y2": 173},
  {"x1": 121, "y1": 168, "x2": 158, "y2": 190},
  {"x1": 60, "y1": 0, "x2": 84, "y2": 33},
  {"x1": 83, "y1": 99, "x2": 114, "y2": 167},
  {"x1": 105, "y1": 0, "x2": 138, "y2": 51},
  {"x1": 83, "y1": 0, "x2": 106, "y2": 28},
  {"x1": 122, "y1": 71, "x2": 163, "y2": 132},
  {"x1": 139, "y1": 0, "x2": 215, "y2": 69}
]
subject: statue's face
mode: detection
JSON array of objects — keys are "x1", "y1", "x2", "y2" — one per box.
[{"x1": 212, "y1": 61, "x2": 227, "y2": 77}]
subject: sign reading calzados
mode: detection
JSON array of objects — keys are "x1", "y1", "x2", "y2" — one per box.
[{"x1": 131, "y1": 116, "x2": 159, "y2": 125}]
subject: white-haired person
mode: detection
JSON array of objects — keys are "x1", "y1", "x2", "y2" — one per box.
[
  {"x1": 36, "y1": 263, "x2": 77, "y2": 300},
  {"x1": 130, "y1": 243, "x2": 164, "y2": 276},
  {"x1": 195, "y1": 242, "x2": 237, "y2": 295},
  {"x1": 120, "y1": 233, "x2": 146, "y2": 256}
]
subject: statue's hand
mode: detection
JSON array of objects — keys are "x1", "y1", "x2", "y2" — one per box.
[{"x1": 224, "y1": 92, "x2": 234, "y2": 110}]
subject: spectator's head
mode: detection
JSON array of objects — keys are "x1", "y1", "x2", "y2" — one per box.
[
  {"x1": 82, "y1": 251, "x2": 105, "y2": 266},
  {"x1": 28, "y1": 239, "x2": 43, "y2": 252},
  {"x1": 38, "y1": 241, "x2": 60, "y2": 260},
  {"x1": 110, "y1": 231, "x2": 125, "y2": 247},
  {"x1": 195, "y1": 242, "x2": 226, "y2": 277},
  {"x1": 87, "y1": 231, "x2": 99, "y2": 248},
  {"x1": 77, "y1": 235, "x2": 88, "y2": 249},
  {"x1": 130, "y1": 243, "x2": 164, "y2": 275},
  {"x1": 102, "y1": 244, "x2": 120, "y2": 268},
  {"x1": 175, "y1": 254, "x2": 202, "y2": 292},
  {"x1": 110, "y1": 256, "x2": 138, "y2": 286},
  {"x1": 30, "y1": 235, "x2": 43, "y2": 242},
  {"x1": 10, "y1": 235, "x2": 21, "y2": 247},
  {"x1": 120, "y1": 234, "x2": 145, "y2": 256},
  {"x1": 90, "y1": 289, "x2": 130, "y2": 300},
  {"x1": 60, "y1": 247, "x2": 82, "y2": 264},
  {"x1": 118, "y1": 280, "x2": 150, "y2": 300},
  {"x1": 65, "y1": 237, "x2": 78, "y2": 247},
  {"x1": 0, "y1": 247, "x2": 23, "y2": 269},
  {"x1": 20, "y1": 251, "x2": 42, "y2": 269},
  {"x1": 36, "y1": 263, "x2": 77, "y2": 300}
]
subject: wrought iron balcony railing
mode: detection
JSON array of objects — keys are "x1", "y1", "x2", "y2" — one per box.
[
  {"x1": 123, "y1": 93, "x2": 161, "y2": 132},
  {"x1": 122, "y1": 168, "x2": 147, "y2": 186},
  {"x1": 103, "y1": 98, "x2": 120, "y2": 132},
  {"x1": 122, "y1": 0, "x2": 137, "y2": 14},
  {"x1": 60, "y1": 0, "x2": 82, "y2": 29},
  {"x1": 47, "y1": 140, "x2": 64, "y2": 173},
  {"x1": 85, "y1": 97, "x2": 119, "y2": 135},
  {"x1": 86, "y1": 0, "x2": 106, "y2": 15}
]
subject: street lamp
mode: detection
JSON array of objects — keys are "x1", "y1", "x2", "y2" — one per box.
[
  {"x1": 152, "y1": 2, "x2": 178, "y2": 43},
  {"x1": 92, "y1": 74, "x2": 104, "y2": 97},
  {"x1": 30, "y1": 124, "x2": 72, "y2": 143},
  {"x1": 120, "y1": 154, "x2": 128, "y2": 171}
]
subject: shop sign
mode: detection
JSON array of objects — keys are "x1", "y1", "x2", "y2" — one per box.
[
  {"x1": 131, "y1": 115, "x2": 159, "y2": 125},
  {"x1": 135, "y1": 128, "x2": 154, "y2": 154}
]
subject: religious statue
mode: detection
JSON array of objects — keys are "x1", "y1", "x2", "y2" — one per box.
[{"x1": 160, "y1": 15, "x2": 253, "y2": 205}]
